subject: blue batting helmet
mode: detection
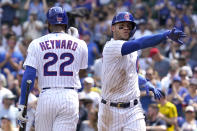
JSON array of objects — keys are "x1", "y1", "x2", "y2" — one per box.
[
  {"x1": 112, "y1": 12, "x2": 136, "y2": 28},
  {"x1": 47, "y1": 7, "x2": 68, "y2": 25}
]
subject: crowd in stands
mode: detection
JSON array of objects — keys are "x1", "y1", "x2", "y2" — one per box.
[{"x1": 0, "y1": 0, "x2": 197, "y2": 131}]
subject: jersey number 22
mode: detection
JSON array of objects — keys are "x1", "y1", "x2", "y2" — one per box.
[{"x1": 43, "y1": 52, "x2": 74, "y2": 76}]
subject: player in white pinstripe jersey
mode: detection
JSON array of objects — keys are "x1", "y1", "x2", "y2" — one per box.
[
  {"x1": 98, "y1": 12, "x2": 186, "y2": 131},
  {"x1": 17, "y1": 7, "x2": 88, "y2": 131}
]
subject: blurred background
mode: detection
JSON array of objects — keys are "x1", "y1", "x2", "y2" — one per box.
[{"x1": 0, "y1": 0, "x2": 197, "y2": 131}]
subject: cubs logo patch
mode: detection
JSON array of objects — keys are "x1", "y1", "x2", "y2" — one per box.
[
  {"x1": 57, "y1": 17, "x2": 63, "y2": 22},
  {"x1": 124, "y1": 14, "x2": 129, "y2": 20}
]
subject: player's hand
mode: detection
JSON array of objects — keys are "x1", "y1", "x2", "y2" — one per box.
[
  {"x1": 68, "y1": 27, "x2": 79, "y2": 38},
  {"x1": 17, "y1": 105, "x2": 28, "y2": 124},
  {"x1": 145, "y1": 82, "x2": 162, "y2": 100},
  {"x1": 165, "y1": 27, "x2": 187, "y2": 45}
]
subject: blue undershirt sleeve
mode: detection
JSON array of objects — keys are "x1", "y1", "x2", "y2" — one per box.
[
  {"x1": 19, "y1": 66, "x2": 36, "y2": 105},
  {"x1": 138, "y1": 75, "x2": 148, "y2": 86},
  {"x1": 121, "y1": 32, "x2": 168, "y2": 55}
]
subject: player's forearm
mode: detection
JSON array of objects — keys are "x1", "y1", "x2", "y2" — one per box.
[
  {"x1": 121, "y1": 32, "x2": 168, "y2": 55},
  {"x1": 20, "y1": 66, "x2": 36, "y2": 105}
]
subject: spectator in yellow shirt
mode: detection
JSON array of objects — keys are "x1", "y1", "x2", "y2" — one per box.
[{"x1": 157, "y1": 91, "x2": 178, "y2": 131}]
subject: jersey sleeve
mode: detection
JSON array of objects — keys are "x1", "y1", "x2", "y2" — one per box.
[
  {"x1": 80, "y1": 41, "x2": 88, "y2": 69},
  {"x1": 23, "y1": 41, "x2": 38, "y2": 69},
  {"x1": 103, "y1": 40, "x2": 125, "y2": 58}
]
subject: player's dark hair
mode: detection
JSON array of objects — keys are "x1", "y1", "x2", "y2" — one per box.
[{"x1": 48, "y1": 23, "x2": 67, "y2": 33}]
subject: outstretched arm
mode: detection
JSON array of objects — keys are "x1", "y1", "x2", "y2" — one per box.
[{"x1": 121, "y1": 28, "x2": 186, "y2": 55}]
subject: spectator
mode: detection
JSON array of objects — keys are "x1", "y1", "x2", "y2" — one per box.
[
  {"x1": 173, "y1": 4, "x2": 189, "y2": 31},
  {"x1": 167, "y1": 76, "x2": 188, "y2": 116},
  {"x1": 134, "y1": 3, "x2": 147, "y2": 27},
  {"x1": 145, "y1": 67, "x2": 161, "y2": 89},
  {"x1": 182, "y1": 26, "x2": 193, "y2": 48},
  {"x1": 78, "y1": 77, "x2": 100, "y2": 108},
  {"x1": 183, "y1": 78, "x2": 197, "y2": 109},
  {"x1": 188, "y1": 29, "x2": 197, "y2": 69},
  {"x1": 0, "y1": 33, "x2": 24, "y2": 77},
  {"x1": 181, "y1": 105, "x2": 197, "y2": 131},
  {"x1": 161, "y1": 59, "x2": 179, "y2": 93},
  {"x1": 11, "y1": 17, "x2": 22, "y2": 38},
  {"x1": 154, "y1": 0, "x2": 175, "y2": 26},
  {"x1": 138, "y1": 48, "x2": 152, "y2": 71},
  {"x1": 0, "y1": 0, "x2": 19, "y2": 25},
  {"x1": 82, "y1": 31, "x2": 100, "y2": 68},
  {"x1": 54, "y1": 0, "x2": 72, "y2": 12},
  {"x1": 0, "y1": 116, "x2": 17, "y2": 131},
  {"x1": 140, "y1": 67, "x2": 161, "y2": 112},
  {"x1": 93, "y1": 9, "x2": 110, "y2": 48},
  {"x1": 165, "y1": 40, "x2": 182, "y2": 60},
  {"x1": 179, "y1": 68, "x2": 189, "y2": 81},
  {"x1": 77, "y1": 93, "x2": 88, "y2": 131},
  {"x1": 178, "y1": 56, "x2": 193, "y2": 78},
  {"x1": 0, "y1": 24, "x2": 10, "y2": 51},
  {"x1": 0, "y1": 73, "x2": 12, "y2": 107},
  {"x1": 24, "y1": 0, "x2": 48, "y2": 22},
  {"x1": 157, "y1": 91, "x2": 178, "y2": 131},
  {"x1": 79, "y1": 107, "x2": 98, "y2": 131},
  {"x1": 149, "y1": 48, "x2": 170, "y2": 79},
  {"x1": 18, "y1": 36, "x2": 32, "y2": 58},
  {"x1": 0, "y1": 94, "x2": 18, "y2": 127},
  {"x1": 146, "y1": 103, "x2": 167, "y2": 131},
  {"x1": 133, "y1": 19, "x2": 153, "y2": 39},
  {"x1": 23, "y1": 12, "x2": 44, "y2": 39},
  {"x1": 116, "y1": 0, "x2": 129, "y2": 13},
  {"x1": 92, "y1": 58, "x2": 102, "y2": 87},
  {"x1": 165, "y1": 18, "x2": 174, "y2": 30}
]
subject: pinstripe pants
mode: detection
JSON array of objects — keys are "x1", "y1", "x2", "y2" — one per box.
[
  {"x1": 35, "y1": 88, "x2": 79, "y2": 131},
  {"x1": 98, "y1": 101, "x2": 146, "y2": 131}
]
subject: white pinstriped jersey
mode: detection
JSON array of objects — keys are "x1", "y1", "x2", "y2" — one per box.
[
  {"x1": 101, "y1": 38, "x2": 140, "y2": 102},
  {"x1": 24, "y1": 33, "x2": 88, "y2": 89}
]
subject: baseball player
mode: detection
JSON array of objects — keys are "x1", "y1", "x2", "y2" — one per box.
[
  {"x1": 98, "y1": 12, "x2": 186, "y2": 131},
  {"x1": 17, "y1": 6, "x2": 88, "y2": 131}
]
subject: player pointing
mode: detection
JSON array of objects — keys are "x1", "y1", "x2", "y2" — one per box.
[
  {"x1": 98, "y1": 12, "x2": 186, "y2": 131},
  {"x1": 17, "y1": 7, "x2": 88, "y2": 131}
]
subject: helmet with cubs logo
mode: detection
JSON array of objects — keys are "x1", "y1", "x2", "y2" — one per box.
[
  {"x1": 112, "y1": 12, "x2": 136, "y2": 30},
  {"x1": 47, "y1": 6, "x2": 68, "y2": 25}
]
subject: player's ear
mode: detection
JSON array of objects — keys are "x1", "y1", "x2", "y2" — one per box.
[{"x1": 111, "y1": 25, "x2": 115, "y2": 32}]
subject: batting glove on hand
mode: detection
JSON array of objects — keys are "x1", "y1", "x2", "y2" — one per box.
[
  {"x1": 145, "y1": 82, "x2": 162, "y2": 100},
  {"x1": 164, "y1": 27, "x2": 187, "y2": 45},
  {"x1": 68, "y1": 27, "x2": 79, "y2": 38},
  {"x1": 17, "y1": 105, "x2": 28, "y2": 123}
]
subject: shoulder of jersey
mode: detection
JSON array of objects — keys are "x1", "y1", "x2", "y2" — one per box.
[
  {"x1": 30, "y1": 33, "x2": 87, "y2": 47},
  {"x1": 104, "y1": 39, "x2": 125, "y2": 48}
]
